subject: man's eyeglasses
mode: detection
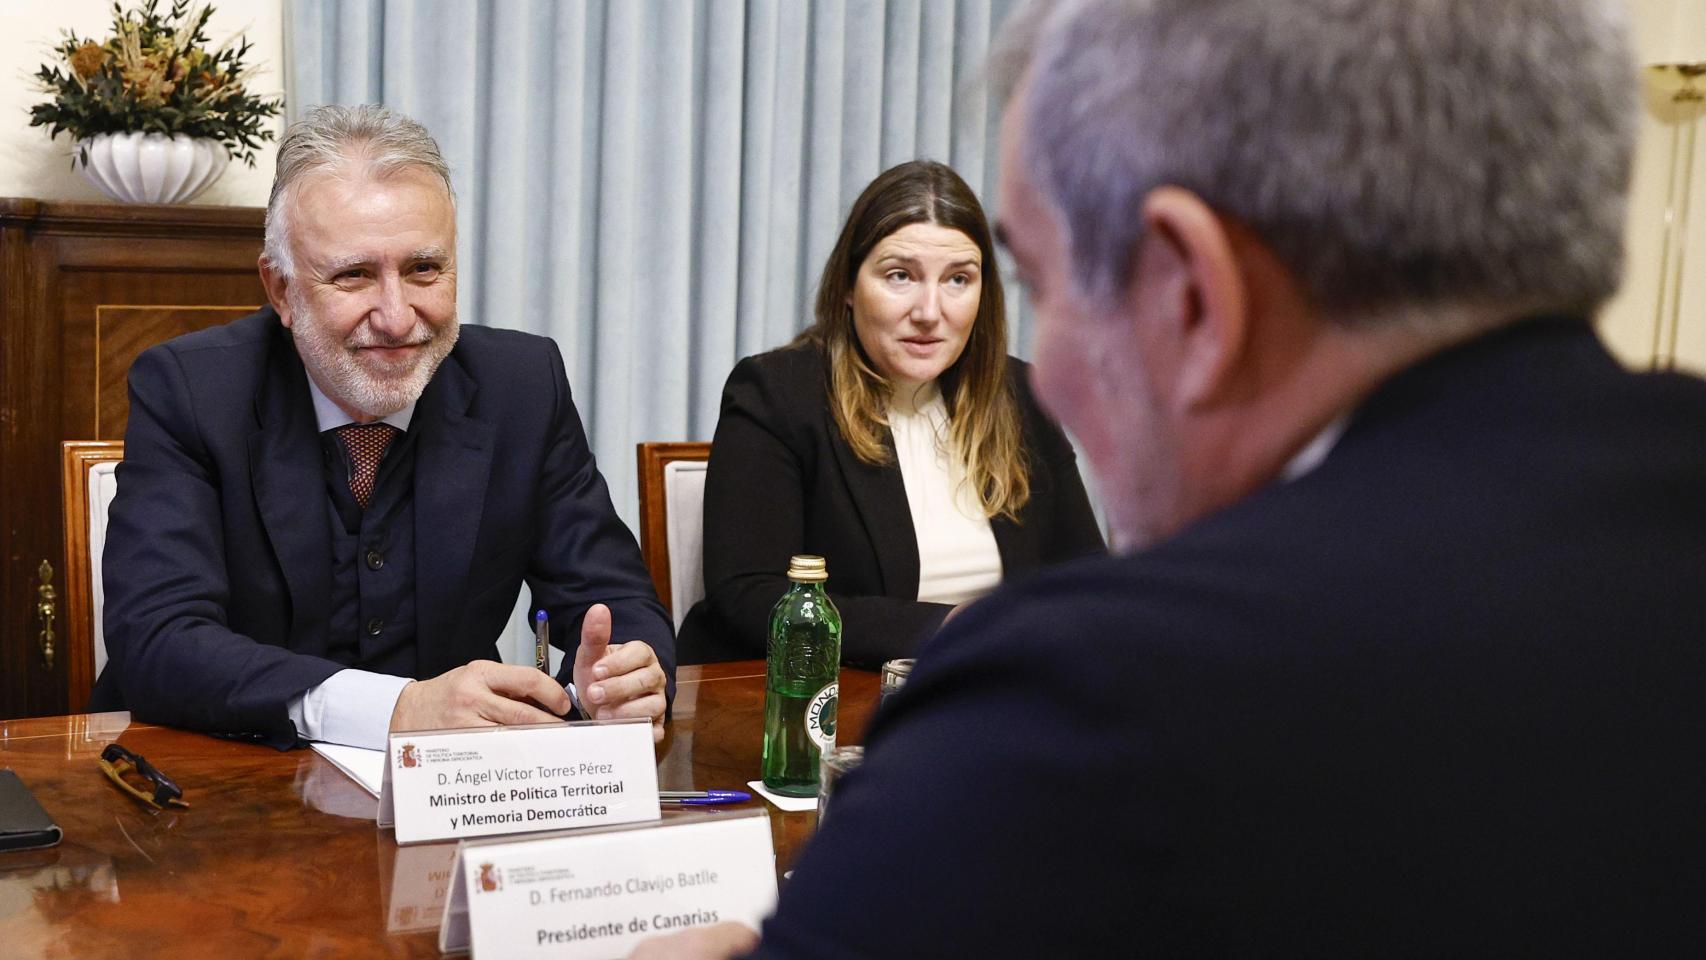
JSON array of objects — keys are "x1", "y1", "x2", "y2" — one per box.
[{"x1": 99, "y1": 743, "x2": 188, "y2": 809}]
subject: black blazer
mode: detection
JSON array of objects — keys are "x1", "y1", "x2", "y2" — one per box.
[
  {"x1": 748, "y1": 319, "x2": 1706, "y2": 957},
  {"x1": 679, "y1": 342, "x2": 1104, "y2": 666},
  {"x1": 91, "y1": 309, "x2": 674, "y2": 747}
]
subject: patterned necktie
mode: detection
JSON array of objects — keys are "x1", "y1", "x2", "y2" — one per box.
[{"x1": 336, "y1": 423, "x2": 399, "y2": 509}]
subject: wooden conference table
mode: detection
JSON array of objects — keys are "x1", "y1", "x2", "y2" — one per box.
[{"x1": 0, "y1": 662, "x2": 876, "y2": 958}]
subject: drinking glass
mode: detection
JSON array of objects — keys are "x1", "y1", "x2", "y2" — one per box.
[
  {"x1": 815, "y1": 745, "x2": 864, "y2": 828},
  {"x1": 879, "y1": 658, "x2": 914, "y2": 709}
]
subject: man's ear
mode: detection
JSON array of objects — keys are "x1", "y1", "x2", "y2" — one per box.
[
  {"x1": 1136, "y1": 186, "x2": 1249, "y2": 411},
  {"x1": 258, "y1": 257, "x2": 293, "y2": 328}
]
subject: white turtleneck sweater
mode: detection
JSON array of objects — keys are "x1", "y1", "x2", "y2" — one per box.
[{"x1": 888, "y1": 381, "x2": 1004, "y2": 605}]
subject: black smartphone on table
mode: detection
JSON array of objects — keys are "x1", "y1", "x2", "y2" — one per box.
[{"x1": 0, "y1": 769, "x2": 63, "y2": 852}]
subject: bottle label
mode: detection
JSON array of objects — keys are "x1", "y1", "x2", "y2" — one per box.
[{"x1": 805, "y1": 682, "x2": 838, "y2": 751}]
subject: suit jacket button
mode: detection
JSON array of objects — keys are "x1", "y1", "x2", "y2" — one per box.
[
  {"x1": 365, "y1": 618, "x2": 384, "y2": 636},
  {"x1": 365, "y1": 549, "x2": 385, "y2": 570}
]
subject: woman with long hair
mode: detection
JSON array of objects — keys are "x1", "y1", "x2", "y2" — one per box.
[{"x1": 679, "y1": 160, "x2": 1103, "y2": 666}]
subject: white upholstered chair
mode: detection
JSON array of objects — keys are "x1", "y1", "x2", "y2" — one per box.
[
  {"x1": 636, "y1": 442, "x2": 712, "y2": 631},
  {"x1": 61, "y1": 441, "x2": 124, "y2": 711}
]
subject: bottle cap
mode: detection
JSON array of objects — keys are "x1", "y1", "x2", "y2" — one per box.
[{"x1": 786, "y1": 555, "x2": 828, "y2": 582}]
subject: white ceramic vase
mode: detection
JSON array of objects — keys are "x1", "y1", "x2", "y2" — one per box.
[{"x1": 75, "y1": 132, "x2": 229, "y2": 204}]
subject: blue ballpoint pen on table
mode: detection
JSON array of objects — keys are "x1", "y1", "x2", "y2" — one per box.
[
  {"x1": 534, "y1": 610, "x2": 549, "y2": 673},
  {"x1": 659, "y1": 790, "x2": 753, "y2": 806}
]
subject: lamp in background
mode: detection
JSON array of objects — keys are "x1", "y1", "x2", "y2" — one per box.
[
  {"x1": 1646, "y1": 62, "x2": 1706, "y2": 369},
  {"x1": 1645, "y1": 0, "x2": 1706, "y2": 370}
]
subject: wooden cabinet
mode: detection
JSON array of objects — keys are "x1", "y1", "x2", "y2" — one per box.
[{"x1": 0, "y1": 198, "x2": 266, "y2": 719}]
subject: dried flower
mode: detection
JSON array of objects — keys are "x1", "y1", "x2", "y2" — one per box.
[
  {"x1": 127, "y1": 55, "x2": 176, "y2": 107},
  {"x1": 29, "y1": 0, "x2": 282, "y2": 168},
  {"x1": 69, "y1": 42, "x2": 107, "y2": 81}
]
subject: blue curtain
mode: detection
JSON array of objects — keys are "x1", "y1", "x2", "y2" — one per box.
[{"x1": 285, "y1": 0, "x2": 1026, "y2": 527}]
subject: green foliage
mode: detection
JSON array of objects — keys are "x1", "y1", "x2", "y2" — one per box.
[{"x1": 29, "y1": 0, "x2": 283, "y2": 167}]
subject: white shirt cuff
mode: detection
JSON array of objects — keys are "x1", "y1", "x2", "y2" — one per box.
[{"x1": 287, "y1": 669, "x2": 414, "y2": 749}]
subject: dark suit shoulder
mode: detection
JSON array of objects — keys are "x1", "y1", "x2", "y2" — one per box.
[
  {"x1": 717, "y1": 342, "x2": 829, "y2": 441},
  {"x1": 922, "y1": 550, "x2": 1244, "y2": 688},
  {"x1": 441, "y1": 324, "x2": 566, "y2": 395},
  {"x1": 726, "y1": 341, "x2": 826, "y2": 399},
  {"x1": 947, "y1": 319, "x2": 1706, "y2": 686},
  {"x1": 452, "y1": 323, "x2": 559, "y2": 358},
  {"x1": 447, "y1": 325, "x2": 561, "y2": 378},
  {"x1": 127, "y1": 309, "x2": 287, "y2": 434},
  {"x1": 152, "y1": 307, "x2": 280, "y2": 359},
  {"x1": 137, "y1": 308, "x2": 281, "y2": 390}
]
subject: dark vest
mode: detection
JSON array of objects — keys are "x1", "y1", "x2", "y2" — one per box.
[{"x1": 320, "y1": 426, "x2": 419, "y2": 677}]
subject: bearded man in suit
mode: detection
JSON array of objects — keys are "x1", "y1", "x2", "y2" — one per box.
[{"x1": 94, "y1": 105, "x2": 672, "y2": 750}]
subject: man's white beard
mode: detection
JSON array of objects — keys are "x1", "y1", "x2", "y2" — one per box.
[{"x1": 289, "y1": 294, "x2": 459, "y2": 418}]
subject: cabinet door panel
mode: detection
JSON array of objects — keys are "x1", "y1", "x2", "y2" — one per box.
[{"x1": 0, "y1": 199, "x2": 266, "y2": 720}]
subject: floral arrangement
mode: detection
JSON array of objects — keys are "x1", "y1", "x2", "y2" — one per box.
[{"x1": 30, "y1": 0, "x2": 282, "y2": 167}]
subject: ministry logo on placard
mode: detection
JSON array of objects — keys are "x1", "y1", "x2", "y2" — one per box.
[
  {"x1": 397, "y1": 742, "x2": 421, "y2": 768},
  {"x1": 478, "y1": 863, "x2": 502, "y2": 892}
]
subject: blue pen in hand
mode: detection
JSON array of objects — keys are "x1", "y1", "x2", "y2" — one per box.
[{"x1": 534, "y1": 610, "x2": 549, "y2": 673}]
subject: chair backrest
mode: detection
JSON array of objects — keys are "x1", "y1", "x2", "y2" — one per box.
[
  {"x1": 62, "y1": 440, "x2": 124, "y2": 712},
  {"x1": 636, "y1": 442, "x2": 712, "y2": 631}
]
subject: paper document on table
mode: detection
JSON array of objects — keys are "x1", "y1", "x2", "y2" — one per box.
[
  {"x1": 748, "y1": 779, "x2": 818, "y2": 812},
  {"x1": 312, "y1": 742, "x2": 386, "y2": 796}
]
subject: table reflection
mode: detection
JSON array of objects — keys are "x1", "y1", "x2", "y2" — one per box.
[{"x1": 376, "y1": 833, "x2": 458, "y2": 933}]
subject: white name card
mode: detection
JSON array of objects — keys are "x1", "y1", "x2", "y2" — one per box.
[
  {"x1": 380, "y1": 718, "x2": 660, "y2": 845},
  {"x1": 439, "y1": 811, "x2": 778, "y2": 958}
]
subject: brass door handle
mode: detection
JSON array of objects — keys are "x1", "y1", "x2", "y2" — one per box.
[{"x1": 36, "y1": 559, "x2": 56, "y2": 671}]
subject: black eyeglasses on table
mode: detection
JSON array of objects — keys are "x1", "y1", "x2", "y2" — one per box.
[{"x1": 99, "y1": 743, "x2": 188, "y2": 810}]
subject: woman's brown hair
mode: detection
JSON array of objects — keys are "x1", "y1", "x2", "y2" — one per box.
[{"x1": 798, "y1": 160, "x2": 1030, "y2": 520}]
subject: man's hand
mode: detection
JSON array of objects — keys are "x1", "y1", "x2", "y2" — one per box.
[
  {"x1": 627, "y1": 921, "x2": 759, "y2": 960},
  {"x1": 390, "y1": 660, "x2": 573, "y2": 732},
  {"x1": 572, "y1": 603, "x2": 668, "y2": 741}
]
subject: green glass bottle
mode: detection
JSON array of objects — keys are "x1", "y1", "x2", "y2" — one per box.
[{"x1": 761, "y1": 555, "x2": 843, "y2": 797}]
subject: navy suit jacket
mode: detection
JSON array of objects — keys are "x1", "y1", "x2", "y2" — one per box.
[
  {"x1": 91, "y1": 309, "x2": 674, "y2": 747},
  {"x1": 751, "y1": 318, "x2": 1706, "y2": 957}
]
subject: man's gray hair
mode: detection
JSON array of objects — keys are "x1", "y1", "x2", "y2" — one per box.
[
  {"x1": 999, "y1": 0, "x2": 1638, "y2": 323},
  {"x1": 262, "y1": 104, "x2": 455, "y2": 277}
]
